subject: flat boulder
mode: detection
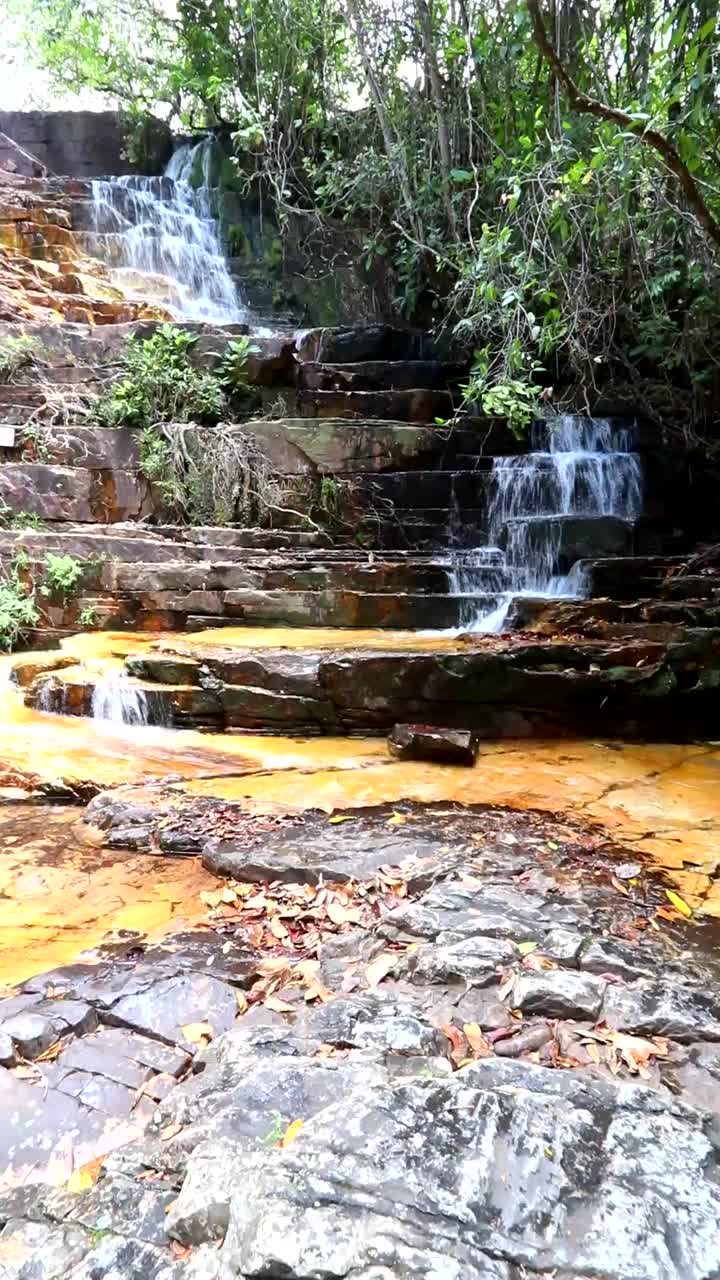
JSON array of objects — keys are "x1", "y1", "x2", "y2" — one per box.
[{"x1": 388, "y1": 723, "x2": 479, "y2": 766}]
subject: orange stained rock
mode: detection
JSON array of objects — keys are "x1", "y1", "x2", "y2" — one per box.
[{"x1": 0, "y1": 805, "x2": 216, "y2": 986}]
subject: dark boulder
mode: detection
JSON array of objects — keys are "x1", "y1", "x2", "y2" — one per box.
[{"x1": 388, "y1": 723, "x2": 479, "y2": 766}]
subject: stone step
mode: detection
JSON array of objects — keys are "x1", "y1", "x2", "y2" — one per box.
[
  {"x1": 296, "y1": 324, "x2": 449, "y2": 365},
  {"x1": 297, "y1": 361, "x2": 467, "y2": 393},
  {"x1": 0, "y1": 462, "x2": 150, "y2": 523},
  {"x1": 296, "y1": 388, "x2": 456, "y2": 423},
  {"x1": 359, "y1": 469, "x2": 491, "y2": 509},
  {"x1": 27, "y1": 587, "x2": 493, "y2": 633},
  {"x1": 500, "y1": 515, "x2": 635, "y2": 569},
  {"x1": 23, "y1": 625, "x2": 720, "y2": 738}
]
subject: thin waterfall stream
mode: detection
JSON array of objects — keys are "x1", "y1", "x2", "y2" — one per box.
[
  {"x1": 448, "y1": 414, "x2": 642, "y2": 632},
  {"x1": 90, "y1": 137, "x2": 245, "y2": 324}
]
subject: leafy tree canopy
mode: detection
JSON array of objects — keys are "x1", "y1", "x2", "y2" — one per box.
[{"x1": 12, "y1": 0, "x2": 720, "y2": 438}]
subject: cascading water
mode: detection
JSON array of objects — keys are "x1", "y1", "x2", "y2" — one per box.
[
  {"x1": 449, "y1": 415, "x2": 642, "y2": 632},
  {"x1": 91, "y1": 677, "x2": 149, "y2": 727},
  {"x1": 90, "y1": 138, "x2": 244, "y2": 324}
]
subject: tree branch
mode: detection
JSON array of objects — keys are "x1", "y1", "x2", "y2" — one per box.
[{"x1": 526, "y1": 0, "x2": 720, "y2": 251}]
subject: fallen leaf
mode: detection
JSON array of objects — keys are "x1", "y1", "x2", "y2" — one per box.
[
  {"x1": 326, "y1": 901, "x2": 361, "y2": 926},
  {"x1": 610, "y1": 875, "x2": 630, "y2": 897},
  {"x1": 66, "y1": 1156, "x2": 104, "y2": 1194},
  {"x1": 328, "y1": 815, "x2": 354, "y2": 824},
  {"x1": 160, "y1": 1122, "x2": 184, "y2": 1142},
  {"x1": 269, "y1": 917, "x2": 289, "y2": 939},
  {"x1": 440, "y1": 1022, "x2": 466, "y2": 1058},
  {"x1": 220, "y1": 886, "x2": 238, "y2": 904},
  {"x1": 387, "y1": 811, "x2": 407, "y2": 826},
  {"x1": 281, "y1": 1118, "x2": 305, "y2": 1147},
  {"x1": 665, "y1": 889, "x2": 693, "y2": 917},
  {"x1": 264, "y1": 994, "x2": 296, "y2": 1014},
  {"x1": 170, "y1": 1242, "x2": 192, "y2": 1261},
  {"x1": 200, "y1": 890, "x2": 222, "y2": 909},
  {"x1": 235, "y1": 990, "x2": 248, "y2": 1014},
  {"x1": 35, "y1": 1040, "x2": 63, "y2": 1062},
  {"x1": 516, "y1": 940, "x2": 538, "y2": 956},
  {"x1": 365, "y1": 951, "x2": 398, "y2": 988},
  {"x1": 463, "y1": 1022, "x2": 491, "y2": 1057},
  {"x1": 181, "y1": 1021, "x2": 213, "y2": 1045},
  {"x1": 522, "y1": 951, "x2": 557, "y2": 972}
]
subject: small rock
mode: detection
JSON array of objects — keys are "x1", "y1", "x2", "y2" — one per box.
[
  {"x1": 494, "y1": 1022, "x2": 553, "y2": 1057},
  {"x1": 0, "y1": 1012, "x2": 58, "y2": 1059},
  {"x1": 513, "y1": 971, "x2": 607, "y2": 1021},
  {"x1": 0, "y1": 1032, "x2": 17, "y2": 1066},
  {"x1": 409, "y1": 936, "x2": 515, "y2": 987},
  {"x1": 387, "y1": 724, "x2": 479, "y2": 766}
]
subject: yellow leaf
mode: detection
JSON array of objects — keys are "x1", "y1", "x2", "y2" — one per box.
[
  {"x1": 66, "y1": 1159, "x2": 103, "y2": 1194},
  {"x1": 387, "y1": 811, "x2": 407, "y2": 827},
  {"x1": 281, "y1": 1118, "x2": 305, "y2": 1147},
  {"x1": 328, "y1": 815, "x2": 354, "y2": 825},
  {"x1": 235, "y1": 990, "x2": 248, "y2": 1014},
  {"x1": 199, "y1": 890, "x2": 222, "y2": 909},
  {"x1": 181, "y1": 1021, "x2": 213, "y2": 1045},
  {"x1": 221, "y1": 886, "x2": 238, "y2": 904},
  {"x1": 665, "y1": 889, "x2": 693, "y2": 917}
]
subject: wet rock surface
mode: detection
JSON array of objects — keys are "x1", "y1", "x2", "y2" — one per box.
[{"x1": 3, "y1": 801, "x2": 720, "y2": 1276}]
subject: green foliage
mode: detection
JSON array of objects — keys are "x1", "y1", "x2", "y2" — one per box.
[
  {"x1": 78, "y1": 605, "x2": 99, "y2": 628},
  {"x1": 41, "y1": 553, "x2": 83, "y2": 601},
  {"x1": 0, "y1": 335, "x2": 38, "y2": 382},
  {"x1": 0, "y1": 560, "x2": 39, "y2": 652},
  {"x1": 96, "y1": 325, "x2": 226, "y2": 431},
  {"x1": 220, "y1": 336, "x2": 258, "y2": 391},
  {"x1": 14, "y1": 0, "x2": 720, "y2": 434}
]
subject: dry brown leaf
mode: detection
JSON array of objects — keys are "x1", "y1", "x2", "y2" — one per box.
[
  {"x1": 521, "y1": 951, "x2": 558, "y2": 972},
  {"x1": 326, "y1": 901, "x2": 362, "y2": 926},
  {"x1": 264, "y1": 994, "x2": 296, "y2": 1014},
  {"x1": 281, "y1": 1118, "x2": 305, "y2": 1147},
  {"x1": 160, "y1": 1122, "x2": 184, "y2": 1142},
  {"x1": 365, "y1": 951, "x2": 398, "y2": 988},
  {"x1": 35, "y1": 1040, "x2": 63, "y2": 1062},
  {"x1": 258, "y1": 956, "x2": 293, "y2": 975},
  {"x1": 304, "y1": 978, "x2": 334, "y2": 1003},
  {"x1": 181, "y1": 1021, "x2": 213, "y2": 1045},
  {"x1": 269, "y1": 917, "x2": 289, "y2": 939},
  {"x1": 170, "y1": 1242, "x2": 192, "y2": 1261}
]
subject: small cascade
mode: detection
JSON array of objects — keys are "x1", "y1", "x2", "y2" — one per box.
[
  {"x1": 91, "y1": 677, "x2": 149, "y2": 727},
  {"x1": 449, "y1": 415, "x2": 642, "y2": 632},
  {"x1": 90, "y1": 138, "x2": 244, "y2": 324}
]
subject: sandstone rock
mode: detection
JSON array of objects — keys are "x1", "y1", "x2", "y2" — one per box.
[
  {"x1": 388, "y1": 723, "x2": 479, "y2": 766},
  {"x1": 220, "y1": 1061, "x2": 720, "y2": 1279}
]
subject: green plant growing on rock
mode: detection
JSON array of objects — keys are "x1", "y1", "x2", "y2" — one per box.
[
  {"x1": 41, "y1": 553, "x2": 83, "y2": 602},
  {"x1": 0, "y1": 335, "x2": 39, "y2": 382},
  {"x1": 95, "y1": 325, "x2": 226, "y2": 431},
  {"x1": 78, "y1": 605, "x2": 99, "y2": 628},
  {"x1": 0, "y1": 561, "x2": 39, "y2": 651},
  {"x1": 221, "y1": 336, "x2": 258, "y2": 395}
]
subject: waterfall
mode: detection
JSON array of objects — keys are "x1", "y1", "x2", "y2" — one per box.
[
  {"x1": 90, "y1": 138, "x2": 244, "y2": 324},
  {"x1": 91, "y1": 677, "x2": 149, "y2": 727},
  {"x1": 449, "y1": 415, "x2": 642, "y2": 632}
]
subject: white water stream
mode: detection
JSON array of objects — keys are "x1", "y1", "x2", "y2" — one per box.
[
  {"x1": 91, "y1": 677, "x2": 149, "y2": 727},
  {"x1": 91, "y1": 138, "x2": 245, "y2": 324},
  {"x1": 448, "y1": 415, "x2": 642, "y2": 632}
]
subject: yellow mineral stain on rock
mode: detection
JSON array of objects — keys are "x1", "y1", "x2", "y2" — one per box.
[
  {"x1": 0, "y1": 805, "x2": 216, "y2": 986},
  {"x1": 3, "y1": 630, "x2": 720, "y2": 986}
]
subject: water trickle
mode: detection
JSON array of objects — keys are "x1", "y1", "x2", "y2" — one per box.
[
  {"x1": 91, "y1": 678, "x2": 149, "y2": 727},
  {"x1": 90, "y1": 137, "x2": 244, "y2": 324},
  {"x1": 449, "y1": 415, "x2": 642, "y2": 632}
]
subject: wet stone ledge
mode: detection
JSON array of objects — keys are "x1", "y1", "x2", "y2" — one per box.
[{"x1": 2, "y1": 802, "x2": 720, "y2": 1277}]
